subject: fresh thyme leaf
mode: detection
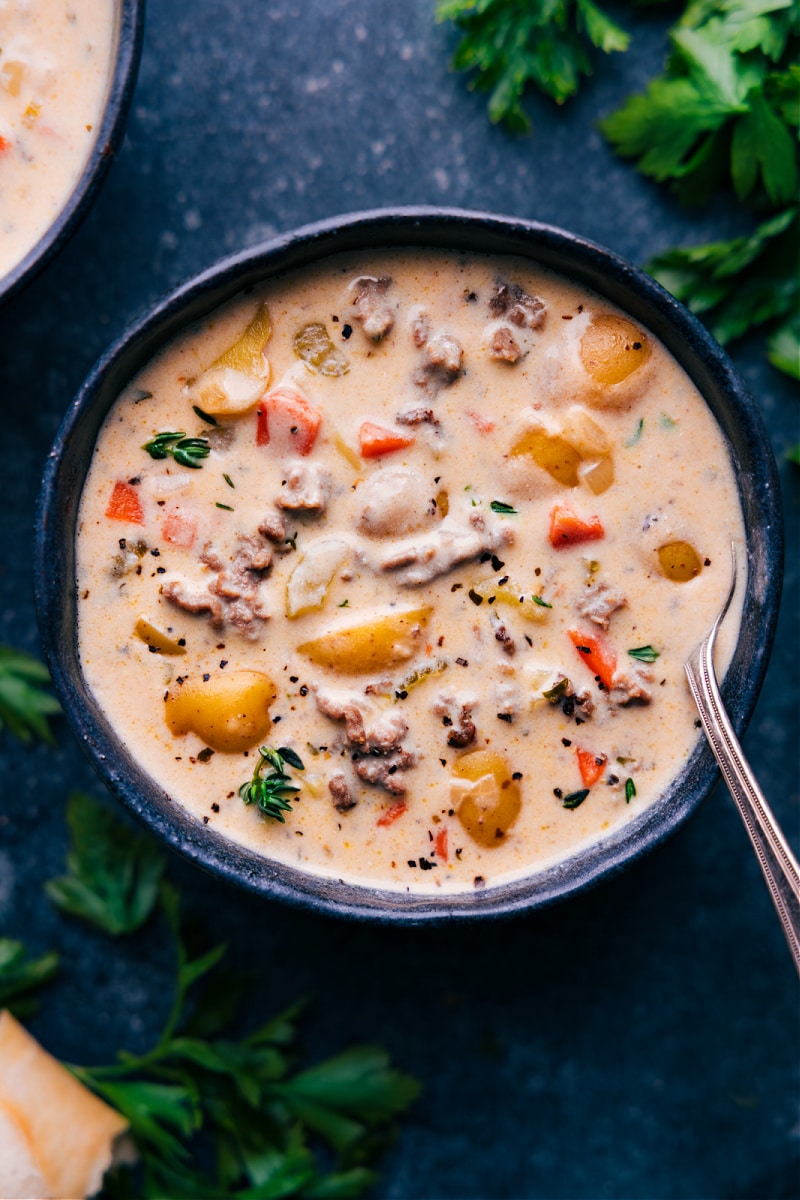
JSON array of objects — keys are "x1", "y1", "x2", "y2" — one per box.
[
  {"x1": 625, "y1": 418, "x2": 644, "y2": 447},
  {"x1": 438, "y1": 0, "x2": 630, "y2": 131},
  {"x1": 192, "y1": 404, "x2": 219, "y2": 426},
  {"x1": 223, "y1": 473, "x2": 235, "y2": 488},
  {"x1": 0, "y1": 644, "x2": 60, "y2": 745},
  {"x1": 239, "y1": 746, "x2": 305, "y2": 822},
  {"x1": 0, "y1": 938, "x2": 58, "y2": 1016},
  {"x1": 143, "y1": 431, "x2": 211, "y2": 468},
  {"x1": 489, "y1": 499, "x2": 516, "y2": 513},
  {"x1": 533, "y1": 595, "x2": 552, "y2": 608},
  {"x1": 216, "y1": 502, "x2": 234, "y2": 511},
  {"x1": 625, "y1": 777, "x2": 637, "y2": 803},
  {"x1": 562, "y1": 788, "x2": 589, "y2": 809},
  {"x1": 45, "y1": 792, "x2": 166, "y2": 935},
  {"x1": 628, "y1": 644, "x2": 660, "y2": 663}
]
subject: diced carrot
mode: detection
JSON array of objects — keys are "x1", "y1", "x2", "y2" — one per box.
[
  {"x1": 576, "y1": 746, "x2": 607, "y2": 788},
  {"x1": 358, "y1": 422, "x2": 415, "y2": 458},
  {"x1": 467, "y1": 411, "x2": 495, "y2": 433},
  {"x1": 256, "y1": 386, "x2": 321, "y2": 455},
  {"x1": 162, "y1": 510, "x2": 197, "y2": 548},
  {"x1": 0, "y1": 136, "x2": 11, "y2": 155},
  {"x1": 376, "y1": 801, "x2": 408, "y2": 827},
  {"x1": 105, "y1": 480, "x2": 144, "y2": 524},
  {"x1": 567, "y1": 628, "x2": 617, "y2": 691},
  {"x1": 549, "y1": 504, "x2": 604, "y2": 549},
  {"x1": 434, "y1": 827, "x2": 448, "y2": 861}
]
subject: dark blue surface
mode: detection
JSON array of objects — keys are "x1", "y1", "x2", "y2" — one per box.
[{"x1": 1, "y1": 2, "x2": 798, "y2": 1197}]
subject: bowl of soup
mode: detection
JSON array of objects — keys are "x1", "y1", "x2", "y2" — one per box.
[
  {"x1": 0, "y1": 0, "x2": 143, "y2": 304},
  {"x1": 34, "y1": 209, "x2": 783, "y2": 921}
]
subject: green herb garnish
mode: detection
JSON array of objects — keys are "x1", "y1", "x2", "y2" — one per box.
[
  {"x1": 192, "y1": 404, "x2": 219, "y2": 425},
  {"x1": 0, "y1": 645, "x2": 60, "y2": 744},
  {"x1": 625, "y1": 418, "x2": 644, "y2": 447},
  {"x1": 239, "y1": 746, "x2": 305, "y2": 822},
  {"x1": 625, "y1": 777, "x2": 637, "y2": 803},
  {"x1": 41, "y1": 795, "x2": 419, "y2": 1197},
  {"x1": 0, "y1": 939, "x2": 58, "y2": 1017},
  {"x1": 215, "y1": 502, "x2": 234, "y2": 511},
  {"x1": 438, "y1": 0, "x2": 630, "y2": 131},
  {"x1": 45, "y1": 793, "x2": 165, "y2": 935},
  {"x1": 223, "y1": 472, "x2": 235, "y2": 488},
  {"x1": 600, "y1": 2, "x2": 799, "y2": 378},
  {"x1": 143, "y1": 431, "x2": 211, "y2": 468},
  {"x1": 562, "y1": 788, "x2": 589, "y2": 810},
  {"x1": 532, "y1": 595, "x2": 552, "y2": 608},
  {"x1": 490, "y1": 499, "x2": 517, "y2": 514},
  {"x1": 542, "y1": 677, "x2": 569, "y2": 701},
  {"x1": 628, "y1": 645, "x2": 660, "y2": 663}
]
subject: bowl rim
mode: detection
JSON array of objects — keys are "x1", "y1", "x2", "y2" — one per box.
[
  {"x1": 0, "y1": 0, "x2": 145, "y2": 307},
  {"x1": 34, "y1": 206, "x2": 785, "y2": 923}
]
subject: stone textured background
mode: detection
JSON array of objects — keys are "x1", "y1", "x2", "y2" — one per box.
[{"x1": 1, "y1": 2, "x2": 798, "y2": 1197}]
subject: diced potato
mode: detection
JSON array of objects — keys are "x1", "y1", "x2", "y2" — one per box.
[
  {"x1": 192, "y1": 366, "x2": 266, "y2": 417},
  {"x1": 435, "y1": 489, "x2": 449, "y2": 518},
  {"x1": 165, "y1": 669, "x2": 276, "y2": 752},
  {"x1": 297, "y1": 606, "x2": 431, "y2": 673},
  {"x1": 578, "y1": 456, "x2": 614, "y2": 495},
  {"x1": 470, "y1": 575, "x2": 549, "y2": 622},
  {"x1": 134, "y1": 618, "x2": 187, "y2": 656},
  {"x1": 580, "y1": 315, "x2": 651, "y2": 387},
  {"x1": 451, "y1": 749, "x2": 522, "y2": 848},
  {"x1": 294, "y1": 322, "x2": 349, "y2": 377},
  {"x1": 511, "y1": 426, "x2": 582, "y2": 487},
  {"x1": 285, "y1": 539, "x2": 349, "y2": 619},
  {"x1": 189, "y1": 302, "x2": 272, "y2": 415},
  {"x1": 560, "y1": 407, "x2": 612, "y2": 456},
  {"x1": 657, "y1": 540, "x2": 703, "y2": 583},
  {"x1": 212, "y1": 302, "x2": 272, "y2": 375}
]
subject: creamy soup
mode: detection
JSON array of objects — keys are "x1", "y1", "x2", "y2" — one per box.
[
  {"x1": 0, "y1": 0, "x2": 115, "y2": 282},
  {"x1": 76, "y1": 250, "x2": 745, "y2": 895}
]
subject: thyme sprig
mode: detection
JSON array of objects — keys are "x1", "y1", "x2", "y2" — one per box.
[
  {"x1": 239, "y1": 746, "x2": 305, "y2": 822},
  {"x1": 143, "y1": 431, "x2": 211, "y2": 469}
]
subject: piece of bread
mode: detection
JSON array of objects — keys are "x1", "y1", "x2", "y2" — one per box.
[{"x1": 0, "y1": 1009, "x2": 129, "y2": 1199}]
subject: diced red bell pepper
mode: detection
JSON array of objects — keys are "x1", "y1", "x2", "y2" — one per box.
[
  {"x1": 576, "y1": 746, "x2": 607, "y2": 788},
  {"x1": 549, "y1": 504, "x2": 604, "y2": 549},
  {"x1": 358, "y1": 422, "x2": 415, "y2": 458},
  {"x1": 105, "y1": 480, "x2": 144, "y2": 524},
  {"x1": 567, "y1": 628, "x2": 617, "y2": 691},
  {"x1": 162, "y1": 510, "x2": 197, "y2": 548},
  {"x1": 256, "y1": 386, "x2": 321, "y2": 455},
  {"x1": 376, "y1": 801, "x2": 408, "y2": 828},
  {"x1": 434, "y1": 827, "x2": 448, "y2": 861}
]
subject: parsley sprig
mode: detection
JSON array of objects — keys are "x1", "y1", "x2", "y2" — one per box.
[
  {"x1": 438, "y1": 0, "x2": 630, "y2": 130},
  {"x1": 0, "y1": 938, "x2": 58, "y2": 1018},
  {"x1": 45, "y1": 792, "x2": 165, "y2": 935},
  {"x1": 239, "y1": 746, "x2": 305, "y2": 822},
  {"x1": 143, "y1": 431, "x2": 211, "y2": 468},
  {"x1": 42, "y1": 794, "x2": 419, "y2": 1198},
  {"x1": 600, "y1": 0, "x2": 800, "y2": 378},
  {"x1": 0, "y1": 645, "x2": 60, "y2": 744}
]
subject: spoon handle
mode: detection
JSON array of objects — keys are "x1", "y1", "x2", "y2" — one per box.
[{"x1": 685, "y1": 650, "x2": 800, "y2": 975}]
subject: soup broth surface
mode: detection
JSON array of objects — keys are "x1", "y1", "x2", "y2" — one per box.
[
  {"x1": 76, "y1": 249, "x2": 746, "y2": 895},
  {"x1": 0, "y1": 0, "x2": 115, "y2": 281}
]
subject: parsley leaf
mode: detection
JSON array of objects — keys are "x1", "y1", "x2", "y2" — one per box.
[
  {"x1": 600, "y1": 0, "x2": 799, "y2": 376},
  {"x1": 0, "y1": 644, "x2": 60, "y2": 745},
  {"x1": 45, "y1": 793, "x2": 166, "y2": 935},
  {"x1": 46, "y1": 802, "x2": 420, "y2": 1198},
  {"x1": 438, "y1": 0, "x2": 630, "y2": 131},
  {"x1": 0, "y1": 938, "x2": 58, "y2": 1017}
]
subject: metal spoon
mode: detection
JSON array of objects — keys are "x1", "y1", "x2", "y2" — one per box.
[{"x1": 684, "y1": 544, "x2": 800, "y2": 973}]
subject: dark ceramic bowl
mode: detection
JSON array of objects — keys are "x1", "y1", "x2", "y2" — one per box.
[
  {"x1": 0, "y1": 0, "x2": 144, "y2": 306},
  {"x1": 35, "y1": 209, "x2": 783, "y2": 922}
]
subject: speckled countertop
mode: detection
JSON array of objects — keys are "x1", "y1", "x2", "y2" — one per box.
[{"x1": 1, "y1": 3, "x2": 798, "y2": 1198}]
